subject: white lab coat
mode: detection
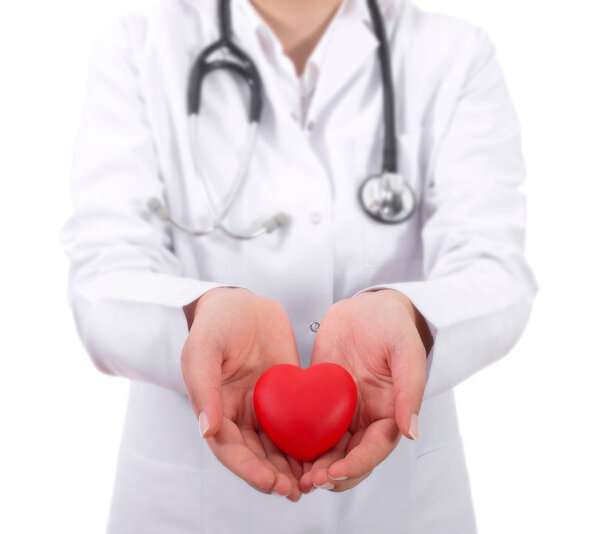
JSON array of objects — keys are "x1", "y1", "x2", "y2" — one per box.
[{"x1": 60, "y1": 0, "x2": 538, "y2": 531}]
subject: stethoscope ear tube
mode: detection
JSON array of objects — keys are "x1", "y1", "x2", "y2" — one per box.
[
  {"x1": 151, "y1": 0, "x2": 415, "y2": 240},
  {"x1": 187, "y1": 14, "x2": 263, "y2": 122},
  {"x1": 188, "y1": 59, "x2": 263, "y2": 122},
  {"x1": 180, "y1": 117, "x2": 287, "y2": 240},
  {"x1": 177, "y1": 0, "x2": 277, "y2": 239},
  {"x1": 366, "y1": 0, "x2": 397, "y2": 175},
  {"x1": 358, "y1": 0, "x2": 417, "y2": 224}
]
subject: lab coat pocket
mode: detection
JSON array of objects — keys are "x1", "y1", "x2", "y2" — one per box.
[
  {"x1": 412, "y1": 438, "x2": 477, "y2": 533},
  {"x1": 363, "y1": 126, "x2": 425, "y2": 269},
  {"x1": 108, "y1": 448, "x2": 205, "y2": 533}
]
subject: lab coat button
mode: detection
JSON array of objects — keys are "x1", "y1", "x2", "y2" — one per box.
[{"x1": 310, "y1": 212, "x2": 322, "y2": 224}]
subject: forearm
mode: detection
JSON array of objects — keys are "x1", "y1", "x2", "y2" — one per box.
[
  {"x1": 359, "y1": 263, "x2": 536, "y2": 399},
  {"x1": 60, "y1": 18, "x2": 246, "y2": 392},
  {"x1": 66, "y1": 270, "x2": 232, "y2": 393},
  {"x1": 365, "y1": 289, "x2": 434, "y2": 355},
  {"x1": 355, "y1": 27, "x2": 538, "y2": 398}
]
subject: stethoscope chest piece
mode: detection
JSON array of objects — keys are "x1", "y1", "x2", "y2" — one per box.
[{"x1": 359, "y1": 172, "x2": 416, "y2": 224}]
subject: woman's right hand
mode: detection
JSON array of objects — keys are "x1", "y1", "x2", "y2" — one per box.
[{"x1": 181, "y1": 287, "x2": 303, "y2": 501}]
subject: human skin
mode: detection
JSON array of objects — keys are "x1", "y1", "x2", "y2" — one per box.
[
  {"x1": 181, "y1": 0, "x2": 433, "y2": 499},
  {"x1": 250, "y1": 0, "x2": 343, "y2": 75},
  {"x1": 182, "y1": 287, "x2": 304, "y2": 502},
  {"x1": 182, "y1": 287, "x2": 431, "y2": 498},
  {"x1": 298, "y1": 289, "x2": 432, "y2": 493}
]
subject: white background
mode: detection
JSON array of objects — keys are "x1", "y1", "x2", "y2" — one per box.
[{"x1": 0, "y1": 0, "x2": 598, "y2": 532}]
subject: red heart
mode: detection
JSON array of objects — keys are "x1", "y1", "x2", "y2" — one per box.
[{"x1": 253, "y1": 363, "x2": 357, "y2": 462}]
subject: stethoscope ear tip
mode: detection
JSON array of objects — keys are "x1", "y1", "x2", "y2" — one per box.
[
  {"x1": 147, "y1": 197, "x2": 170, "y2": 220},
  {"x1": 265, "y1": 212, "x2": 290, "y2": 233},
  {"x1": 147, "y1": 197, "x2": 162, "y2": 212}
]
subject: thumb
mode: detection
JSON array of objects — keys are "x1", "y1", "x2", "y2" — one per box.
[
  {"x1": 390, "y1": 337, "x2": 427, "y2": 441},
  {"x1": 181, "y1": 336, "x2": 224, "y2": 439}
]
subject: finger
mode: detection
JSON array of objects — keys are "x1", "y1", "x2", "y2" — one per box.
[
  {"x1": 256, "y1": 433, "x2": 297, "y2": 483},
  {"x1": 258, "y1": 432, "x2": 302, "y2": 502},
  {"x1": 321, "y1": 471, "x2": 371, "y2": 493},
  {"x1": 241, "y1": 428, "x2": 296, "y2": 500},
  {"x1": 303, "y1": 431, "x2": 371, "y2": 494},
  {"x1": 390, "y1": 337, "x2": 427, "y2": 440},
  {"x1": 299, "y1": 432, "x2": 351, "y2": 493},
  {"x1": 326, "y1": 419, "x2": 400, "y2": 481},
  {"x1": 302, "y1": 461, "x2": 314, "y2": 474},
  {"x1": 206, "y1": 418, "x2": 277, "y2": 493},
  {"x1": 344, "y1": 427, "x2": 365, "y2": 455},
  {"x1": 181, "y1": 334, "x2": 223, "y2": 438},
  {"x1": 288, "y1": 456, "x2": 304, "y2": 482},
  {"x1": 240, "y1": 426, "x2": 267, "y2": 459}
]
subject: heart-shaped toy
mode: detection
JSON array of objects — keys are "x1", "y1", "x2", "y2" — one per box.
[{"x1": 253, "y1": 363, "x2": 358, "y2": 462}]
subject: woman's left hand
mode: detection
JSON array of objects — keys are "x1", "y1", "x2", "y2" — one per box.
[{"x1": 299, "y1": 289, "x2": 432, "y2": 493}]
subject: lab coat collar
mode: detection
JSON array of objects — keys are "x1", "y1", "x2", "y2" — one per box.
[
  {"x1": 241, "y1": 0, "x2": 401, "y2": 121},
  {"x1": 230, "y1": 0, "x2": 400, "y2": 34},
  {"x1": 188, "y1": 0, "x2": 402, "y2": 122},
  {"x1": 186, "y1": 0, "x2": 402, "y2": 36},
  {"x1": 305, "y1": 0, "x2": 401, "y2": 125},
  {"x1": 230, "y1": 0, "x2": 400, "y2": 61}
]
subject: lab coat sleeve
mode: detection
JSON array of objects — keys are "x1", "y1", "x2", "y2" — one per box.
[
  {"x1": 354, "y1": 29, "x2": 538, "y2": 400},
  {"x1": 60, "y1": 19, "x2": 237, "y2": 394}
]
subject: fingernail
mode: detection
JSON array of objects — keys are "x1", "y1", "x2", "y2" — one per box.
[
  {"x1": 199, "y1": 411, "x2": 210, "y2": 437},
  {"x1": 272, "y1": 489, "x2": 291, "y2": 497},
  {"x1": 328, "y1": 474, "x2": 348, "y2": 481},
  {"x1": 314, "y1": 482, "x2": 335, "y2": 490},
  {"x1": 409, "y1": 413, "x2": 419, "y2": 441}
]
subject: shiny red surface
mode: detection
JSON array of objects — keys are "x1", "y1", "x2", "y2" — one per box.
[{"x1": 253, "y1": 363, "x2": 358, "y2": 462}]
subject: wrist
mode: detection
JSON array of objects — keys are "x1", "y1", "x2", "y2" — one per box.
[
  {"x1": 366, "y1": 289, "x2": 434, "y2": 355},
  {"x1": 183, "y1": 286, "x2": 254, "y2": 330}
]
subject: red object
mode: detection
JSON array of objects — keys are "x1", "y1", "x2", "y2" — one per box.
[{"x1": 253, "y1": 363, "x2": 358, "y2": 462}]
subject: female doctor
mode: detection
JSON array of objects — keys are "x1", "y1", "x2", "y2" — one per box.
[{"x1": 60, "y1": 0, "x2": 537, "y2": 531}]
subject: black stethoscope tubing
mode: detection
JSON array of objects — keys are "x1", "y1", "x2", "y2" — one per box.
[
  {"x1": 365, "y1": 0, "x2": 397, "y2": 175},
  {"x1": 187, "y1": 0, "x2": 395, "y2": 174},
  {"x1": 187, "y1": 0, "x2": 263, "y2": 123},
  {"x1": 148, "y1": 0, "x2": 416, "y2": 237}
]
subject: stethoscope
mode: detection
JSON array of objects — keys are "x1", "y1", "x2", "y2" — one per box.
[{"x1": 148, "y1": 0, "x2": 416, "y2": 240}]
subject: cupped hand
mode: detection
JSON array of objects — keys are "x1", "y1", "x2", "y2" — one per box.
[
  {"x1": 299, "y1": 289, "x2": 432, "y2": 494},
  {"x1": 182, "y1": 287, "x2": 304, "y2": 501}
]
